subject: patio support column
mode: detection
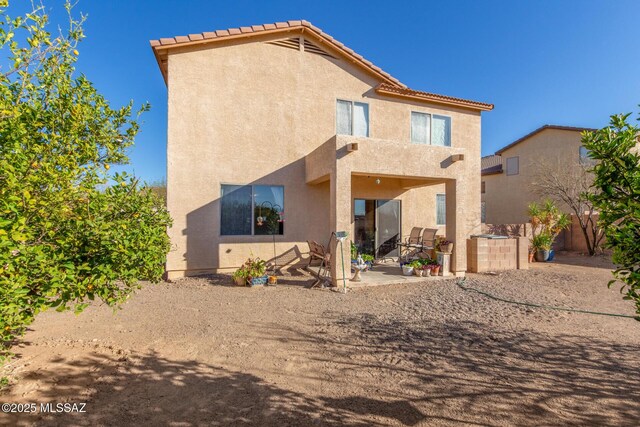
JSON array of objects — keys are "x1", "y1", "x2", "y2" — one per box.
[
  {"x1": 445, "y1": 179, "x2": 467, "y2": 275},
  {"x1": 330, "y1": 168, "x2": 352, "y2": 287}
]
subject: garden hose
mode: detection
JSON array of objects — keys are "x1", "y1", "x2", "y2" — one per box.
[{"x1": 456, "y1": 278, "x2": 639, "y2": 321}]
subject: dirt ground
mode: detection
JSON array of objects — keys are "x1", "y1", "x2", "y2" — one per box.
[{"x1": 2, "y1": 252, "x2": 639, "y2": 426}]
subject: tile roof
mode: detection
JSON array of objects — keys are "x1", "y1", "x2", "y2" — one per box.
[
  {"x1": 481, "y1": 155, "x2": 502, "y2": 170},
  {"x1": 481, "y1": 155, "x2": 503, "y2": 175},
  {"x1": 150, "y1": 20, "x2": 493, "y2": 112},
  {"x1": 150, "y1": 20, "x2": 404, "y2": 88},
  {"x1": 375, "y1": 83, "x2": 493, "y2": 111},
  {"x1": 495, "y1": 125, "x2": 597, "y2": 155}
]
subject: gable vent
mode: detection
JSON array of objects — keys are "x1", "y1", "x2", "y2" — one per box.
[
  {"x1": 266, "y1": 37, "x2": 337, "y2": 59},
  {"x1": 303, "y1": 39, "x2": 336, "y2": 59},
  {"x1": 266, "y1": 37, "x2": 300, "y2": 51}
]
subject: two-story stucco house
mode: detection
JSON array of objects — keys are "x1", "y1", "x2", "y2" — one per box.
[
  {"x1": 151, "y1": 20, "x2": 493, "y2": 283},
  {"x1": 481, "y1": 125, "x2": 596, "y2": 225}
]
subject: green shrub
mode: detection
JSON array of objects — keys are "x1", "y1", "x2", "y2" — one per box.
[
  {"x1": 582, "y1": 112, "x2": 640, "y2": 316},
  {"x1": 0, "y1": 1, "x2": 172, "y2": 359}
]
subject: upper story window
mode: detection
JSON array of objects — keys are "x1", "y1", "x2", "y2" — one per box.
[
  {"x1": 336, "y1": 100, "x2": 369, "y2": 137},
  {"x1": 221, "y1": 184, "x2": 284, "y2": 236},
  {"x1": 481, "y1": 181, "x2": 486, "y2": 193},
  {"x1": 506, "y1": 156, "x2": 519, "y2": 176},
  {"x1": 411, "y1": 112, "x2": 451, "y2": 146}
]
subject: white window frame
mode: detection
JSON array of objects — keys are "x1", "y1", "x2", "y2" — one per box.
[
  {"x1": 436, "y1": 193, "x2": 446, "y2": 225},
  {"x1": 506, "y1": 156, "x2": 519, "y2": 176},
  {"x1": 336, "y1": 99, "x2": 369, "y2": 137},
  {"x1": 410, "y1": 111, "x2": 452, "y2": 146}
]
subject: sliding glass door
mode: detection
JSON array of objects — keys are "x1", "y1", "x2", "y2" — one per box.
[{"x1": 354, "y1": 199, "x2": 401, "y2": 258}]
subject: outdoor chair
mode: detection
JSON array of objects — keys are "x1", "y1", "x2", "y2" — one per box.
[
  {"x1": 399, "y1": 227, "x2": 423, "y2": 260},
  {"x1": 419, "y1": 228, "x2": 438, "y2": 251},
  {"x1": 306, "y1": 239, "x2": 332, "y2": 288}
]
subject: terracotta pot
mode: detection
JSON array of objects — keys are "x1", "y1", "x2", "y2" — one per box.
[
  {"x1": 415, "y1": 269, "x2": 424, "y2": 277},
  {"x1": 444, "y1": 243, "x2": 454, "y2": 253},
  {"x1": 268, "y1": 275, "x2": 278, "y2": 285},
  {"x1": 528, "y1": 253, "x2": 534, "y2": 263},
  {"x1": 233, "y1": 276, "x2": 246, "y2": 286},
  {"x1": 432, "y1": 266, "x2": 441, "y2": 275}
]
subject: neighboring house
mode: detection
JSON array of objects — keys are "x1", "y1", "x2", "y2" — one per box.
[
  {"x1": 481, "y1": 125, "x2": 596, "y2": 225},
  {"x1": 151, "y1": 20, "x2": 493, "y2": 283}
]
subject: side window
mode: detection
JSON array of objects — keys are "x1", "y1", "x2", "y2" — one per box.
[
  {"x1": 336, "y1": 99, "x2": 369, "y2": 137},
  {"x1": 411, "y1": 111, "x2": 451, "y2": 146},
  {"x1": 432, "y1": 115, "x2": 451, "y2": 147},
  {"x1": 436, "y1": 194, "x2": 446, "y2": 225},
  {"x1": 221, "y1": 184, "x2": 284, "y2": 236},
  {"x1": 506, "y1": 156, "x2": 519, "y2": 176},
  {"x1": 336, "y1": 100, "x2": 352, "y2": 135},
  {"x1": 481, "y1": 181, "x2": 486, "y2": 194},
  {"x1": 411, "y1": 112, "x2": 430, "y2": 144},
  {"x1": 220, "y1": 185, "x2": 252, "y2": 235},
  {"x1": 254, "y1": 185, "x2": 284, "y2": 235}
]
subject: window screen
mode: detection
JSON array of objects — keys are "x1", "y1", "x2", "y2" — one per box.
[
  {"x1": 411, "y1": 112, "x2": 430, "y2": 144},
  {"x1": 336, "y1": 100, "x2": 352, "y2": 135},
  {"x1": 432, "y1": 115, "x2": 451, "y2": 147},
  {"x1": 353, "y1": 102, "x2": 369, "y2": 137}
]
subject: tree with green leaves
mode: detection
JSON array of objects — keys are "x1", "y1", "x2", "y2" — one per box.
[
  {"x1": 0, "y1": 1, "x2": 172, "y2": 360},
  {"x1": 582, "y1": 112, "x2": 640, "y2": 317}
]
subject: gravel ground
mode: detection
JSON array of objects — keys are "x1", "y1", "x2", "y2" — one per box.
[{"x1": 2, "y1": 253, "x2": 639, "y2": 426}]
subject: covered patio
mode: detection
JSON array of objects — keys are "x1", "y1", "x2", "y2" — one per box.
[{"x1": 305, "y1": 134, "x2": 479, "y2": 287}]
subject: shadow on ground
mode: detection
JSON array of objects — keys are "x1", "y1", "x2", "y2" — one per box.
[
  {"x1": 4, "y1": 349, "x2": 420, "y2": 426},
  {"x1": 257, "y1": 315, "x2": 640, "y2": 426}
]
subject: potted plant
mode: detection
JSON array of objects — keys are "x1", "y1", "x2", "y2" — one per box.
[
  {"x1": 361, "y1": 253, "x2": 375, "y2": 270},
  {"x1": 267, "y1": 275, "x2": 278, "y2": 285},
  {"x1": 423, "y1": 264, "x2": 432, "y2": 277},
  {"x1": 409, "y1": 260, "x2": 423, "y2": 276},
  {"x1": 528, "y1": 200, "x2": 571, "y2": 262},
  {"x1": 401, "y1": 262, "x2": 414, "y2": 276},
  {"x1": 435, "y1": 237, "x2": 454, "y2": 254},
  {"x1": 232, "y1": 267, "x2": 247, "y2": 286},
  {"x1": 243, "y1": 257, "x2": 268, "y2": 286},
  {"x1": 532, "y1": 233, "x2": 553, "y2": 262},
  {"x1": 431, "y1": 262, "x2": 441, "y2": 276}
]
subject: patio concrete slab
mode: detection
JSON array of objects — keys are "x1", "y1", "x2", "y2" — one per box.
[{"x1": 347, "y1": 264, "x2": 449, "y2": 288}]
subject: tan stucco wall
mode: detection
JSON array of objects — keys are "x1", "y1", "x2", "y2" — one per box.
[
  {"x1": 165, "y1": 33, "x2": 484, "y2": 278},
  {"x1": 482, "y1": 128, "x2": 586, "y2": 225}
]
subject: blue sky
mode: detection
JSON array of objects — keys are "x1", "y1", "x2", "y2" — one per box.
[{"x1": 13, "y1": 0, "x2": 640, "y2": 182}]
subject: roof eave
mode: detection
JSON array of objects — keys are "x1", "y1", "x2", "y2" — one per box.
[
  {"x1": 375, "y1": 85, "x2": 494, "y2": 112},
  {"x1": 150, "y1": 24, "x2": 405, "y2": 88},
  {"x1": 495, "y1": 125, "x2": 598, "y2": 155}
]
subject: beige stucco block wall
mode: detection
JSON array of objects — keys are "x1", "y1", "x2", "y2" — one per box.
[{"x1": 165, "y1": 33, "x2": 485, "y2": 278}]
